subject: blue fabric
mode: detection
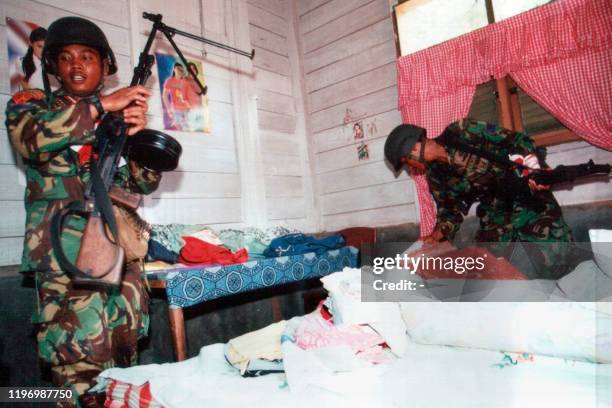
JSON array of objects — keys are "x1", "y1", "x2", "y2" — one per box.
[
  {"x1": 147, "y1": 239, "x2": 180, "y2": 263},
  {"x1": 148, "y1": 246, "x2": 358, "y2": 308},
  {"x1": 263, "y1": 233, "x2": 345, "y2": 258}
]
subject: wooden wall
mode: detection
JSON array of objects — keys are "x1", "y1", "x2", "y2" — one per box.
[
  {"x1": 0, "y1": 0, "x2": 610, "y2": 266},
  {"x1": 247, "y1": 0, "x2": 315, "y2": 231},
  {"x1": 297, "y1": 0, "x2": 416, "y2": 232},
  {"x1": 0, "y1": 0, "x2": 313, "y2": 266}
]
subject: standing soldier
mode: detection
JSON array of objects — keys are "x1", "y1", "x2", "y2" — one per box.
[
  {"x1": 384, "y1": 119, "x2": 574, "y2": 278},
  {"x1": 5, "y1": 16, "x2": 160, "y2": 406}
]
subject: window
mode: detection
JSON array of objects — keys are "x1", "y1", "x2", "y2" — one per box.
[
  {"x1": 394, "y1": 0, "x2": 578, "y2": 146},
  {"x1": 395, "y1": 0, "x2": 553, "y2": 56},
  {"x1": 395, "y1": 0, "x2": 488, "y2": 56}
]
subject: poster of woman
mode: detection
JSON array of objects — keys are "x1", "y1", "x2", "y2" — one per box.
[
  {"x1": 155, "y1": 53, "x2": 210, "y2": 133},
  {"x1": 5, "y1": 18, "x2": 53, "y2": 93}
]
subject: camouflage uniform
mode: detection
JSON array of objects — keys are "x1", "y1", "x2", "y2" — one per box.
[
  {"x1": 427, "y1": 119, "x2": 573, "y2": 278},
  {"x1": 6, "y1": 88, "x2": 160, "y2": 397}
]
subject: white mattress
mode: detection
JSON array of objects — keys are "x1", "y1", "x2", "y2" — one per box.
[{"x1": 100, "y1": 336, "x2": 612, "y2": 408}]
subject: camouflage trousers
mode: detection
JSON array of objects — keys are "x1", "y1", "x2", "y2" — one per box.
[
  {"x1": 475, "y1": 192, "x2": 574, "y2": 279},
  {"x1": 32, "y1": 262, "x2": 149, "y2": 399}
]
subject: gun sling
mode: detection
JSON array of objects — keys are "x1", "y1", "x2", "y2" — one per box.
[{"x1": 51, "y1": 154, "x2": 124, "y2": 286}]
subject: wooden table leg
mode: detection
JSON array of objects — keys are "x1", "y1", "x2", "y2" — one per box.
[
  {"x1": 271, "y1": 296, "x2": 282, "y2": 322},
  {"x1": 168, "y1": 306, "x2": 187, "y2": 361}
]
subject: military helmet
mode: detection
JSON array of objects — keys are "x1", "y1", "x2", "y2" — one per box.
[
  {"x1": 42, "y1": 16, "x2": 117, "y2": 76},
  {"x1": 384, "y1": 124, "x2": 426, "y2": 172}
]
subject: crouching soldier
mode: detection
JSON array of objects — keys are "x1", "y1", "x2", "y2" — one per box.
[
  {"x1": 5, "y1": 16, "x2": 161, "y2": 405},
  {"x1": 384, "y1": 119, "x2": 574, "y2": 279}
]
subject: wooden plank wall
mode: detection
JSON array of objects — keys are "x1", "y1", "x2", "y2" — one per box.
[
  {"x1": 247, "y1": 0, "x2": 313, "y2": 231},
  {"x1": 131, "y1": 0, "x2": 245, "y2": 229},
  {"x1": 0, "y1": 0, "x2": 313, "y2": 266},
  {"x1": 0, "y1": 0, "x2": 609, "y2": 266},
  {"x1": 298, "y1": 0, "x2": 416, "y2": 232}
]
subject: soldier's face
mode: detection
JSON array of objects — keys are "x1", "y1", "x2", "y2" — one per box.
[
  {"x1": 400, "y1": 143, "x2": 426, "y2": 172},
  {"x1": 57, "y1": 44, "x2": 106, "y2": 97}
]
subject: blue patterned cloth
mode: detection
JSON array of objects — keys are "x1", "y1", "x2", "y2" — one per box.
[{"x1": 148, "y1": 246, "x2": 359, "y2": 308}]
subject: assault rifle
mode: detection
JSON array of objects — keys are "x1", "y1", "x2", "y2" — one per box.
[
  {"x1": 439, "y1": 132, "x2": 611, "y2": 210},
  {"x1": 500, "y1": 160, "x2": 611, "y2": 209},
  {"x1": 52, "y1": 13, "x2": 254, "y2": 286},
  {"x1": 527, "y1": 160, "x2": 611, "y2": 186}
]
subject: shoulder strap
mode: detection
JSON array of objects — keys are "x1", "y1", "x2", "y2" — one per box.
[
  {"x1": 439, "y1": 128, "x2": 530, "y2": 173},
  {"x1": 50, "y1": 154, "x2": 121, "y2": 280}
]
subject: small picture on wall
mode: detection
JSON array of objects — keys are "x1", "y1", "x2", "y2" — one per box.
[
  {"x1": 353, "y1": 121, "x2": 364, "y2": 140},
  {"x1": 357, "y1": 142, "x2": 369, "y2": 161},
  {"x1": 5, "y1": 17, "x2": 56, "y2": 94},
  {"x1": 156, "y1": 53, "x2": 210, "y2": 133}
]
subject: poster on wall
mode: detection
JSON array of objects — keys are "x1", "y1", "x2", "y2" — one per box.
[
  {"x1": 5, "y1": 17, "x2": 53, "y2": 94},
  {"x1": 155, "y1": 53, "x2": 210, "y2": 133},
  {"x1": 357, "y1": 142, "x2": 369, "y2": 161}
]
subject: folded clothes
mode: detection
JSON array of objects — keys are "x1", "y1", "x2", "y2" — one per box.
[
  {"x1": 178, "y1": 236, "x2": 249, "y2": 266},
  {"x1": 185, "y1": 229, "x2": 223, "y2": 246},
  {"x1": 147, "y1": 239, "x2": 180, "y2": 264},
  {"x1": 264, "y1": 233, "x2": 345, "y2": 258},
  {"x1": 225, "y1": 320, "x2": 287, "y2": 376},
  {"x1": 293, "y1": 305, "x2": 393, "y2": 365},
  {"x1": 151, "y1": 223, "x2": 206, "y2": 254},
  {"x1": 217, "y1": 226, "x2": 295, "y2": 259}
]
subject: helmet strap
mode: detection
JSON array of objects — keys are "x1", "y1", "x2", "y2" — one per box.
[{"x1": 418, "y1": 137, "x2": 426, "y2": 163}]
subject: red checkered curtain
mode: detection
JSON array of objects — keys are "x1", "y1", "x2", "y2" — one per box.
[{"x1": 396, "y1": 0, "x2": 612, "y2": 237}]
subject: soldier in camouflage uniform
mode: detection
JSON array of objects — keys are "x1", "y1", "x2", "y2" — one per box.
[
  {"x1": 5, "y1": 16, "x2": 160, "y2": 404},
  {"x1": 385, "y1": 119, "x2": 573, "y2": 278}
]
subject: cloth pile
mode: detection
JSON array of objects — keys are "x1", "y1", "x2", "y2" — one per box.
[
  {"x1": 220, "y1": 267, "x2": 406, "y2": 389},
  {"x1": 224, "y1": 320, "x2": 286, "y2": 377},
  {"x1": 146, "y1": 224, "x2": 346, "y2": 267}
]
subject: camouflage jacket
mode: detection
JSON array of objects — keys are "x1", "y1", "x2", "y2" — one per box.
[
  {"x1": 6, "y1": 88, "x2": 161, "y2": 273},
  {"x1": 426, "y1": 119, "x2": 571, "y2": 243}
]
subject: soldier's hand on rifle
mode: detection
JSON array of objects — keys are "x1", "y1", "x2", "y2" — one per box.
[
  {"x1": 528, "y1": 178, "x2": 550, "y2": 191},
  {"x1": 122, "y1": 104, "x2": 148, "y2": 135},
  {"x1": 527, "y1": 168, "x2": 552, "y2": 191},
  {"x1": 99, "y1": 85, "x2": 151, "y2": 116}
]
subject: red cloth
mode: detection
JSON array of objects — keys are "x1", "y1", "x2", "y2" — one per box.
[
  {"x1": 178, "y1": 236, "x2": 248, "y2": 266},
  {"x1": 104, "y1": 379, "x2": 163, "y2": 408},
  {"x1": 78, "y1": 144, "x2": 94, "y2": 165},
  {"x1": 396, "y1": 0, "x2": 612, "y2": 237}
]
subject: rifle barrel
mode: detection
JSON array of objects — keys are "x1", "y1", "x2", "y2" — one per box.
[{"x1": 168, "y1": 26, "x2": 254, "y2": 59}]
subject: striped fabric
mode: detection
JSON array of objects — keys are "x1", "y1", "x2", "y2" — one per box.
[
  {"x1": 396, "y1": 0, "x2": 612, "y2": 236},
  {"x1": 105, "y1": 379, "x2": 164, "y2": 408}
]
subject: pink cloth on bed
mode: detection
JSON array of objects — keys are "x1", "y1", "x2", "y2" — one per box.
[{"x1": 294, "y1": 306, "x2": 391, "y2": 364}]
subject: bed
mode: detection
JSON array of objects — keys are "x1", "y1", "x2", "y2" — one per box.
[
  {"x1": 98, "y1": 263, "x2": 612, "y2": 408},
  {"x1": 146, "y1": 245, "x2": 360, "y2": 361}
]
